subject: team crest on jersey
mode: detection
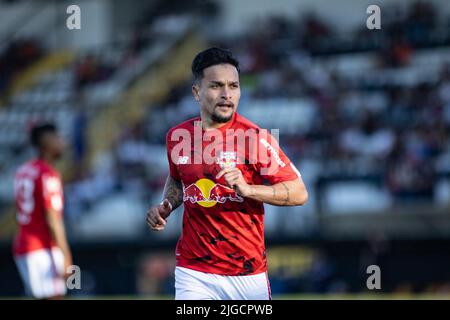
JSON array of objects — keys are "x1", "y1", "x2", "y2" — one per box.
[{"x1": 216, "y1": 151, "x2": 237, "y2": 169}]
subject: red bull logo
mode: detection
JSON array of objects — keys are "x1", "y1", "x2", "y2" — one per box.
[{"x1": 183, "y1": 178, "x2": 243, "y2": 208}]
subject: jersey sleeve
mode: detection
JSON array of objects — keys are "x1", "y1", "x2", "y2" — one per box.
[
  {"x1": 255, "y1": 130, "x2": 301, "y2": 185},
  {"x1": 166, "y1": 130, "x2": 181, "y2": 182},
  {"x1": 41, "y1": 173, "x2": 64, "y2": 214}
]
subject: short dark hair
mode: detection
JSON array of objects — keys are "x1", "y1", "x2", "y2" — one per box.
[
  {"x1": 191, "y1": 47, "x2": 240, "y2": 82},
  {"x1": 30, "y1": 123, "x2": 57, "y2": 147}
]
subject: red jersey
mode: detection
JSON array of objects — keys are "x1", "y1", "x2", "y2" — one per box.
[
  {"x1": 13, "y1": 159, "x2": 64, "y2": 255},
  {"x1": 166, "y1": 112, "x2": 301, "y2": 275}
]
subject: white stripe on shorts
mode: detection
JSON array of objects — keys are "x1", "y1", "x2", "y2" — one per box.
[{"x1": 175, "y1": 266, "x2": 271, "y2": 300}]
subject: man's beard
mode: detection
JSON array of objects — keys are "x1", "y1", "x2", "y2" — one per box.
[{"x1": 211, "y1": 108, "x2": 234, "y2": 123}]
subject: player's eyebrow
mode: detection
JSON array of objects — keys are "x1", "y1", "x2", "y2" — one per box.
[
  {"x1": 209, "y1": 81, "x2": 239, "y2": 86},
  {"x1": 209, "y1": 81, "x2": 224, "y2": 86}
]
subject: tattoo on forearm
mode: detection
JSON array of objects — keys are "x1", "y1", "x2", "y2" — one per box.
[
  {"x1": 281, "y1": 182, "x2": 290, "y2": 205},
  {"x1": 163, "y1": 177, "x2": 183, "y2": 210}
]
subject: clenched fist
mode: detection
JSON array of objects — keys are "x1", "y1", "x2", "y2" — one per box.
[
  {"x1": 216, "y1": 167, "x2": 253, "y2": 197},
  {"x1": 146, "y1": 199, "x2": 172, "y2": 231}
]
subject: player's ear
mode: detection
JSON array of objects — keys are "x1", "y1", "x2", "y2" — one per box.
[{"x1": 192, "y1": 83, "x2": 200, "y2": 102}]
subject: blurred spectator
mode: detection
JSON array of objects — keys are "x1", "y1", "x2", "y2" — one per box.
[
  {"x1": 339, "y1": 112, "x2": 395, "y2": 160},
  {"x1": 302, "y1": 251, "x2": 338, "y2": 293},
  {"x1": 74, "y1": 54, "x2": 115, "y2": 89},
  {"x1": 72, "y1": 105, "x2": 88, "y2": 165},
  {"x1": 136, "y1": 254, "x2": 175, "y2": 295},
  {"x1": 0, "y1": 39, "x2": 42, "y2": 96},
  {"x1": 386, "y1": 138, "x2": 435, "y2": 201}
]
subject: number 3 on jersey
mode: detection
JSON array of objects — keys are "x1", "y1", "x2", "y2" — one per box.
[{"x1": 15, "y1": 177, "x2": 35, "y2": 225}]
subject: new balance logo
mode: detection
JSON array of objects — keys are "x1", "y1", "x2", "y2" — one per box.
[{"x1": 178, "y1": 156, "x2": 189, "y2": 164}]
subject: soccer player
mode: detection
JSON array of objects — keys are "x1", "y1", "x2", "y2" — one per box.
[
  {"x1": 13, "y1": 123, "x2": 72, "y2": 299},
  {"x1": 146, "y1": 47, "x2": 308, "y2": 300}
]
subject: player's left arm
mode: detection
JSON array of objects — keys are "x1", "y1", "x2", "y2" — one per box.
[
  {"x1": 216, "y1": 168, "x2": 308, "y2": 206},
  {"x1": 42, "y1": 174, "x2": 72, "y2": 278},
  {"x1": 46, "y1": 208, "x2": 73, "y2": 278}
]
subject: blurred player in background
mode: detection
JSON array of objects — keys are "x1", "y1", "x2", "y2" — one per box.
[
  {"x1": 13, "y1": 123, "x2": 72, "y2": 299},
  {"x1": 146, "y1": 47, "x2": 308, "y2": 300}
]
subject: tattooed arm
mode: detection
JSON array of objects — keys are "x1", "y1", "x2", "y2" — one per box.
[
  {"x1": 244, "y1": 180, "x2": 308, "y2": 206},
  {"x1": 146, "y1": 175, "x2": 183, "y2": 231},
  {"x1": 162, "y1": 175, "x2": 184, "y2": 211},
  {"x1": 216, "y1": 168, "x2": 308, "y2": 206}
]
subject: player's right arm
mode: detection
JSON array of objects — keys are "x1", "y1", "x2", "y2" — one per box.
[
  {"x1": 146, "y1": 175, "x2": 183, "y2": 231},
  {"x1": 46, "y1": 208, "x2": 72, "y2": 278}
]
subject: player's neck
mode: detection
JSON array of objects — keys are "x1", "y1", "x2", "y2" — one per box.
[
  {"x1": 200, "y1": 113, "x2": 232, "y2": 130},
  {"x1": 38, "y1": 153, "x2": 55, "y2": 165},
  {"x1": 202, "y1": 120, "x2": 227, "y2": 130}
]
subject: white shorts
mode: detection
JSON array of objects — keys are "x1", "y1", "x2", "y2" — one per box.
[
  {"x1": 14, "y1": 247, "x2": 67, "y2": 299},
  {"x1": 175, "y1": 266, "x2": 271, "y2": 300}
]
